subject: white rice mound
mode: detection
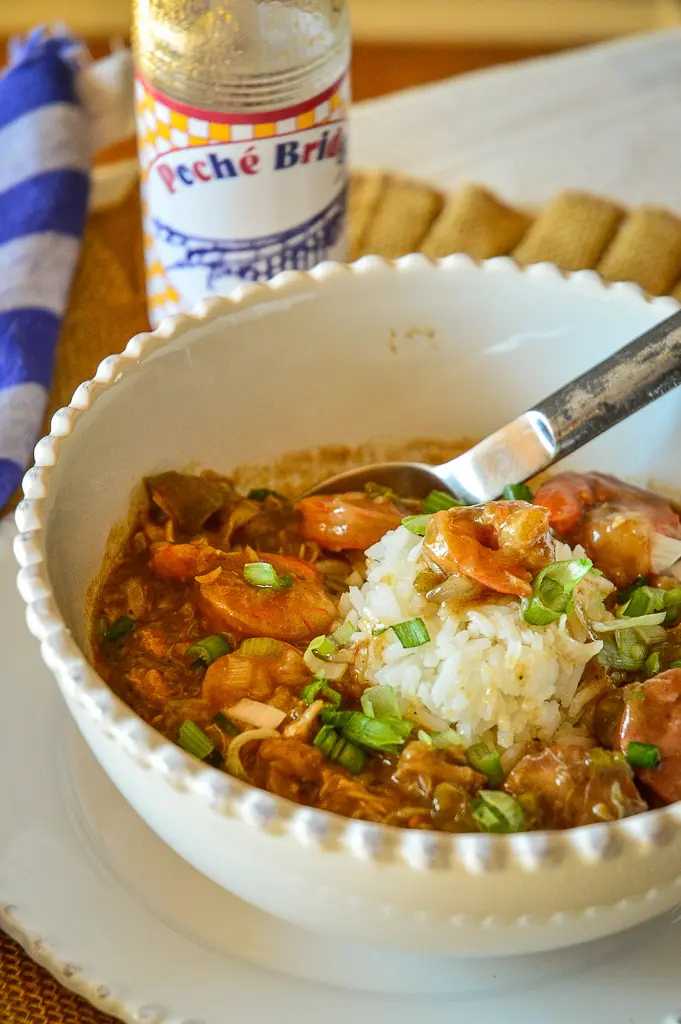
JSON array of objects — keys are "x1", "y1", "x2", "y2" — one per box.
[{"x1": 340, "y1": 525, "x2": 607, "y2": 749}]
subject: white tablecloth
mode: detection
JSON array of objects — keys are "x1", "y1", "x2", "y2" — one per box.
[{"x1": 352, "y1": 28, "x2": 681, "y2": 212}]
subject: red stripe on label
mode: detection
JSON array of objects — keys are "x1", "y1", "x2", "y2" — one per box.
[{"x1": 136, "y1": 71, "x2": 347, "y2": 125}]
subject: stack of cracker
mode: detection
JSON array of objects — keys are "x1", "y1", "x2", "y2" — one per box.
[{"x1": 349, "y1": 173, "x2": 681, "y2": 299}]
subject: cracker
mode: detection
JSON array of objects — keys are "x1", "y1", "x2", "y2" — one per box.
[
  {"x1": 599, "y1": 207, "x2": 681, "y2": 295},
  {"x1": 348, "y1": 170, "x2": 388, "y2": 261},
  {"x1": 421, "y1": 183, "x2": 532, "y2": 260},
  {"x1": 360, "y1": 176, "x2": 445, "y2": 259},
  {"x1": 514, "y1": 191, "x2": 624, "y2": 271}
]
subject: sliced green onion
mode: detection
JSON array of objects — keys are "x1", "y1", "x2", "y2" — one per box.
[
  {"x1": 306, "y1": 635, "x2": 337, "y2": 660},
  {"x1": 304, "y1": 624, "x2": 354, "y2": 669},
  {"x1": 522, "y1": 596, "x2": 561, "y2": 627},
  {"x1": 598, "y1": 628, "x2": 648, "y2": 671},
  {"x1": 247, "y1": 488, "x2": 287, "y2": 502},
  {"x1": 467, "y1": 742, "x2": 504, "y2": 785},
  {"x1": 645, "y1": 651, "x2": 661, "y2": 677},
  {"x1": 238, "y1": 637, "x2": 283, "y2": 657},
  {"x1": 422, "y1": 490, "x2": 463, "y2": 514},
  {"x1": 636, "y1": 624, "x2": 666, "y2": 645},
  {"x1": 303, "y1": 643, "x2": 347, "y2": 681},
  {"x1": 540, "y1": 559, "x2": 592, "y2": 612},
  {"x1": 213, "y1": 711, "x2": 238, "y2": 735},
  {"x1": 663, "y1": 588, "x2": 681, "y2": 623},
  {"x1": 321, "y1": 708, "x2": 412, "y2": 752},
  {"x1": 178, "y1": 720, "x2": 215, "y2": 760},
  {"x1": 623, "y1": 586, "x2": 665, "y2": 618},
  {"x1": 360, "y1": 684, "x2": 401, "y2": 720},
  {"x1": 301, "y1": 677, "x2": 342, "y2": 707},
  {"x1": 670, "y1": 658, "x2": 681, "y2": 669},
  {"x1": 313, "y1": 725, "x2": 367, "y2": 774},
  {"x1": 523, "y1": 559, "x2": 593, "y2": 626},
  {"x1": 243, "y1": 561, "x2": 292, "y2": 590},
  {"x1": 336, "y1": 740, "x2": 368, "y2": 774},
  {"x1": 598, "y1": 638, "x2": 635, "y2": 671},
  {"x1": 617, "y1": 575, "x2": 648, "y2": 604},
  {"x1": 626, "y1": 741, "x2": 661, "y2": 769},
  {"x1": 329, "y1": 622, "x2": 355, "y2": 648},
  {"x1": 617, "y1": 626, "x2": 648, "y2": 668},
  {"x1": 392, "y1": 617, "x2": 430, "y2": 648},
  {"x1": 431, "y1": 728, "x2": 466, "y2": 749},
  {"x1": 186, "y1": 634, "x2": 232, "y2": 666},
  {"x1": 417, "y1": 729, "x2": 434, "y2": 745},
  {"x1": 313, "y1": 724, "x2": 339, "y2": 759},
  {"x1": 502, "y1": 483, "x2": 534, "y2": 502},
  {"x1": 372, "y1": 625, "x2": 391, "y2": 636},
  {"x1": 103, "y1": 615, "x2": 135, "y2": 642},
  {"x1": 594, "y1": 612, "x2": 666, "y2": 633},
  {"x1": 537, "y1": 560, "x2": 593, "y2": 612},
  {"x1": 471, "y1": 791, "x2": 525, "y2": 834},
  {"x1": 401, "y1": 513, "x2": 432, "y2": 536}
]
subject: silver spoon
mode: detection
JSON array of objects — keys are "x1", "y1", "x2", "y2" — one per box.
[{"x1": 304, "y1": 308, "x2": 681, "y2": 502}]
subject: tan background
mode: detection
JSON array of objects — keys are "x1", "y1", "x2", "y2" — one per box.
[{"x1": 4, "y1": 0, "x2": 681, "y2": 43}]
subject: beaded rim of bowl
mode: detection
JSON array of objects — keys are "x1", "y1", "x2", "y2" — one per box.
[{"x1": 13, "y1": 252, "x2": 681, "y2": 879}]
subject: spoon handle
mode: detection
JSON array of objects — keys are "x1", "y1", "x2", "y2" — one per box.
[
  {"x1": 435, "y1": 307, "x2": 681, "y2": 504},
  {"x1": 533, "y1": 307, "x2": 681, "y2": 462}
]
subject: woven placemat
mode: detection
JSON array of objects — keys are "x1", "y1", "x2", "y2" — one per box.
[{"x1": 3, "y1": 171, "x2": 681, "y2": 1022}]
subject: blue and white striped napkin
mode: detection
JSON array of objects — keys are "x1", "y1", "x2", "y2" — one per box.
[{"x1": 0, "y1": 30, "x2": 91, "y2": 508}]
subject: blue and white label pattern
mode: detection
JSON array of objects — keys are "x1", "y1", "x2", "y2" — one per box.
[{"x1": 136, "y1": 72, "x2": 350, "y2": 325}]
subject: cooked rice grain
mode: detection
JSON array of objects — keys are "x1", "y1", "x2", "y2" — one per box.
[{"x1": 341, "y1": 526, "x2": 603, "y2": 748}]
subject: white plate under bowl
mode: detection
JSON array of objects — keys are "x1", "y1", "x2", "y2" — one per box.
[{"x1": 1, "y1": 516, "x2": 681, "y2": 1023}]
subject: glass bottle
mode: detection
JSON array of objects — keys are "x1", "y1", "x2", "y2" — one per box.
[{"x1": 133, "y1": 0, "x2": 351, "y2": 325}]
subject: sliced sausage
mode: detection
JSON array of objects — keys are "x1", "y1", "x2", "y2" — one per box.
[
  {"x1": 198, "y1": 551, "x2": 337, "y2": 643},
  {"x1": 619, "y1": 668, "x2": 681, "y2": 804}
]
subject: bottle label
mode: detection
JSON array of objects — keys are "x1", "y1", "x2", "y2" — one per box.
[{"x1": 135, "y1": 72, "x2": 350, "y2": 325}]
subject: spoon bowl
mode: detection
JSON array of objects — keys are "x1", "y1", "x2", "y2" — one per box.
[{"x1": 304, "y1": 461, "x2": 449, "y2": 498}]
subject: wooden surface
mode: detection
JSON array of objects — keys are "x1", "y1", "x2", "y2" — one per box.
[
  {"x1": 352, "y1": 41, "x2": 568, "y2": 100},
  {"x1": 1, "y1": 37, "x2": 567, "y2": 105}
]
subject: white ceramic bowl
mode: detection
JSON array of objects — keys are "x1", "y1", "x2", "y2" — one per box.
[{"x1": 14, "y1": 255, "x2": 681, "y2": 958}]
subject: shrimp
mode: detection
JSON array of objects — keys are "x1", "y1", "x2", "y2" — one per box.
[
  {"x1": 149, "y1": 541, "x2": 221, "y2": 581},
  {"x1": 533, "y1": 472, "x2": 681, "y2": 586},
  {"x1": 422, "y1": 500, "x2": 554, "y2": 597},
  {"x1": 202, "y1": 642, "x2": 308, "y2": 710},
  {"x1": 534, "y1": 472, "x2": 680, "y2": 537},
  {"x1": 198, "y1": 551, "x2": 337, "y2": 643},
  {"x1": 296, "y1": 492, "x2": 403, "y2": 552}
]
